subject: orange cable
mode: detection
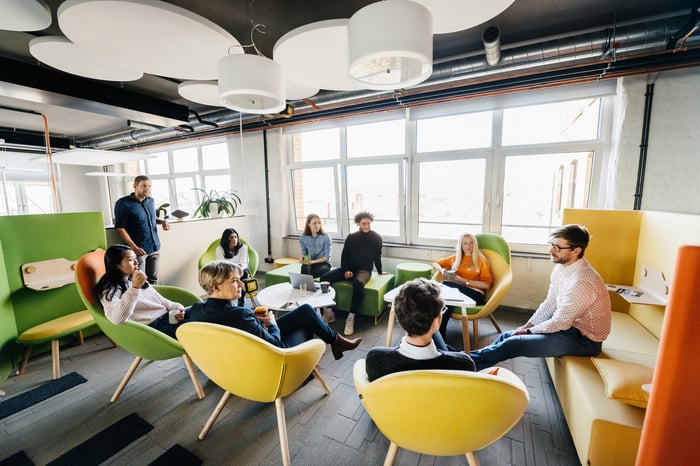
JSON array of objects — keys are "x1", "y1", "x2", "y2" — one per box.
[{"x1": 40, "y1": 113, "x2": 60, "y2": 213}]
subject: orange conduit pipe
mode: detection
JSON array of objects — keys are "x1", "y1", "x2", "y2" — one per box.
[
  {"x1": 636, "y1": 244, "x2": 700, "y2": 465},
  {"x1": 41, "y1": 113, "x2": 60, "y2": 213}
]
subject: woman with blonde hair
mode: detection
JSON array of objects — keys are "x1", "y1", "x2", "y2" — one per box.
[{"x1": 432, "y1": 233, "x2": 493, "y2": 340}]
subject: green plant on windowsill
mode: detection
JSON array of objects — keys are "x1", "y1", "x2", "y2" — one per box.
[
  {"x1": 192, "y1": 188, "x2": 242, "y2": 218},
  {"x1": 156, "y1": 202, "x2": 170, "y2": 220}
]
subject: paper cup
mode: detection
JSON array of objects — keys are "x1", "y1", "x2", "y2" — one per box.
[
  {"x1": 320, "y1": 281, "x2": 330, "y2": 293},
  {"x1": 168, "y1": 309, "x2": 180, "y2": 324}
]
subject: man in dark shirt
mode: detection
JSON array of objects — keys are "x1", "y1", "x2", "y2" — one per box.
[
  {"x1": 365, "y1": 278, "x2": 475, "y2": 381},
  {"x1": 114, "y1": 175, "x2": 169, "y2": 284},
  {"x1": 321, "y1": 211, "x2": 385, "y2": 335}
]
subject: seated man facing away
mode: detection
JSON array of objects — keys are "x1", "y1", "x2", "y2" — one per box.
[
  {"x1": 365, "y1": 278, "x2": 476, "y2": 381},
  {"x1": 189, "y1": 261, "x2": 361, "y2": 359},
  {"x1": 469, "y1": 224, "x2": 611, "y2": 371}
]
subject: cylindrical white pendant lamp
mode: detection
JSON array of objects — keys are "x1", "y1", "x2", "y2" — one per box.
[
  {"x1": 348, "y1": 0, "x2": 433, "y2": 90},
  {"x1": 218, "y1": 53, "x2": 286, "y2": 114}
]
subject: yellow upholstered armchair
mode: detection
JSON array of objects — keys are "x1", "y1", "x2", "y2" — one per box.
[
  {"x1": 434, "y1": 233, "x2": 513, "y2": 351},
  {"x1": 352, "y1": 359, "x2": 529, "y2": 466},
  {"x1": 176, "y1": 322, "x2": 330, "y2": 466}
]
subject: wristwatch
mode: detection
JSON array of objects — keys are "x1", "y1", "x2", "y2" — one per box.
[
  {"x1": 526, "y1": 328, "x2": 532, "y2": 334},
  {"x1": 465, "y1": 280, "x2": 470, "y2": 286}
]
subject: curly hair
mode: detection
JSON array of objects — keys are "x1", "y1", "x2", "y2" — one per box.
[{"x1": 394, "y1": 278, "x2": 444, "y2": 336}]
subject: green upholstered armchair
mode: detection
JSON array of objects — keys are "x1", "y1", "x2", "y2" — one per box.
[
  {"x1": 197, "y1": 238, "x2": 259, "y2": 276},
  {"x1": 75, "y1": 249, "x2": 205, "y2": 403}
]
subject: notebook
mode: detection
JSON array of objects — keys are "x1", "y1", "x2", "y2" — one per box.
[{"x1": 289, "y1": 272, "x2": 320, "y2": 290}]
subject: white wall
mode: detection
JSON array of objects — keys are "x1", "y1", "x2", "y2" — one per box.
[{"x1": 607, "y1": 68, "x2": 700, "y2": 214}]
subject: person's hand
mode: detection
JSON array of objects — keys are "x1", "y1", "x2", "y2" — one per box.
[
  {"x1": 512, "y1": 325, "x2": 532, "y2": 336},
  {"x1": 161, "y1": 220, "x2": 170, "y2": 231},
  {"x1": 344, "y1": 270, "x2": 353, "y2": 279},
  {"x1": 134, "y1": 246, "x2": 146, "y2": 256},
  {"x1": 380, "y1": 271, "x2": 388, "y2": 275},
  {"x1": 257, "y1": 311, "x2": 276, "y2": 327},
  {"x1": 131, "y1": 270, "x2": 148, "y2": 289},
  {"x1": 174, "y1": 309, "x2": 186, "y2": 322}
]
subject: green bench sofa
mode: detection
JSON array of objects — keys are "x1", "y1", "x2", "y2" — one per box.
[{"x1": 265, "y1": 263, "x2": 394, "y2": 324}]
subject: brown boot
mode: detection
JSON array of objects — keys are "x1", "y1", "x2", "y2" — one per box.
[{"x1": 331, "y1": 333, "x2": 362, "y2": 360}]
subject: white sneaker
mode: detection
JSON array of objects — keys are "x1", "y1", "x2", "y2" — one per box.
[
  {"x1": 324, "y1": 308, "x2": 336, "y2": 323},
  {"x1": 344, "y1": 314, "x2": 355, "y2": 335}
]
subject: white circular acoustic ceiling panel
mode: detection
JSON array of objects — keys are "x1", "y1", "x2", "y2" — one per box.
[
  {"x1": 409, "y1": 0, "x2": 516, "y2": 34},
  {"x1": 57, "y1": 0, "x2": 241, "y2": 80},
  {"x1": 274, "y1": 19, "x2": 361, "y2": 92},
  {"x1": 30, "y1": 36, "x2": 143, "y2": 82},
  {"x1": 0, "y1": 0, "x2": 51, "y2": 31},
  {"x1": 177, "y1": 81, "x2": 221, "y2": 107}
]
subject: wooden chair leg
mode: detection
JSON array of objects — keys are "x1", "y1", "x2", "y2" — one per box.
[
  {"x1": 182, "y1": 354, "x2": 205, "y2": 399},
  {"x1": 384, "y1": 442, "x2": 399, "y2": 466},
  {"x1": 312, "y1": 367, "x2": 331, "y2": 395},
  {"x1": 488, "y1": 314, "x2": 503, "y2": 333},
  {"x1": 461, "y1": 316, "x2": 471, "y2": 353},
  {"x1": 76, "y1": 330, "x2": 85, "y2": 345},
  {"x1": 385, "y1": 305, "x2": 396, "y2": 347},
  {"x1": 16, "y1": 347, "x2": 31, "y2": 375},
  {"x1": 199, "y1": 391, "x2": 231, "y2": 440},
  {"x1": 466, "y1": 451, "x2": 479, "y2": 466},
  {"x1": 111, "y1": 356, "x2": 142, "y2": 403},
  {"x1": 275, "y1": 397, "x2": 291, "y2": 466},
  {"x1": 473, "y1": 319, "x2": 480, "y2": 349},
  {"x1": 51, "y1": 339, "x2": 60, "y2": 379}
]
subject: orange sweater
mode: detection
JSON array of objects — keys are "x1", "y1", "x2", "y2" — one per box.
[{"x1": 436, "y1": 254, "x2": 493, "y2": 287}]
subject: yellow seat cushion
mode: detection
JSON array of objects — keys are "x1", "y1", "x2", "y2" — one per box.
[
  {"x1": 591, "y1": 357, "x2": 653, "y2": 409},
  {"x1": 17, "y1": 310, "x2": 94, "y2": 344}
]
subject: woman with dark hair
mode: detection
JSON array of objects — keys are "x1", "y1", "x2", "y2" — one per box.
[
  {"x1": 94, "y1": 244, "x2": 187, "y2": 338},
  {"x1": 298, "y1": 213, "x2": 332, "y2": 278},
  {"x1": 215, "y1": 228, "x2": 250, "y2": 306}
]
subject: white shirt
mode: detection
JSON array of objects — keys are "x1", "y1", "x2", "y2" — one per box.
[
  {"x1": 528, "y1": 258, "x2": 611, "y2": 342},
  {"x1": 397, "y1": 335, "x2": 442, "y2": 360},
  {"x1": 215, "y1": 244, "x2": 249, "y2": 270}
]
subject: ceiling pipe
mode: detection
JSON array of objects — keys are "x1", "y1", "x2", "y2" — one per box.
[
  {"x1": 483, "y1": 26, "x2": 502, "y2": 66},
  {"x1": 84, "y1": 14, "x2": 699, "y2": 151}
]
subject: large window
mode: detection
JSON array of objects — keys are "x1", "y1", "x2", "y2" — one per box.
[
  {"x1": 286, "y1": 88, "x2": 609, "y2": 250},
  {"x1": 140, "y1": 140, "x2": 232, "y2": 216}
]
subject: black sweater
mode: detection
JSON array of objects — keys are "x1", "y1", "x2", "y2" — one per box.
[
  {"x1": 365, "y1": 347, "x2": 476, "y2": 382},
  {"x1": 341, "y1": 230, "x2": 383, "y2": 274}
]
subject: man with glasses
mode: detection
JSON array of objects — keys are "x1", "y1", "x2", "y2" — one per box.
[
  {"x1": 470, "y1": 224, "x2": 611, "y2": 370},
  {"x1": 365, "y1": 278, "x2": 475, "y2": 381}
]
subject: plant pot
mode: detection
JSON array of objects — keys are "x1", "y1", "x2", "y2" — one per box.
[{"x1": 210, "y1": 201, "x2": 222, "y2": 218}]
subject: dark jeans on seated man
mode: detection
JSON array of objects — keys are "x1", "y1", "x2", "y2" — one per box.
[{"x1": 321, "y1": 268, "x2": 371, "y2": 314}]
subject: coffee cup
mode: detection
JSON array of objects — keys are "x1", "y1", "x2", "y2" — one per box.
[
  {"x1": 446, "y1": 270, "x2": 456, "y2": 279},
  {"x1": 254, "y1": 306, "x2": 268, "y2": 317},
  {"x1": 168, "y1": 309, "x2": 181, "y2": 324},
  {"x1": 320, "y1": 281, "x2": 330, "y2": 293},
  {"x1": 303, "y1": 254, "x2": 311, "y2": 264}
]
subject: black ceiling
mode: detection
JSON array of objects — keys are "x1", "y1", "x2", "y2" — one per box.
[{"x1": 0, "y1": 0, "x2": 697, "y2": 151}]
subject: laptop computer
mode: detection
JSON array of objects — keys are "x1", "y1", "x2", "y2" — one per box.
[{"x1": 289, "y1": 272, "x2": 320, "y2": 290}]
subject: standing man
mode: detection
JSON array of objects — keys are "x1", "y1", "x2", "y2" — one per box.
[
  {"x1": 470, "y1": 224, "x2": 611, "y2": 370},
  {"x1": 114, "y1": 175, "x2": 169, "y2": 284},
  {"x1": 321, "y1": 211, "x2": 385, "y2": 335}
]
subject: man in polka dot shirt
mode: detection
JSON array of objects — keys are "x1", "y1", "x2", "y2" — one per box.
[{"x1": 470, "y1": 224, "x2": 611, "y2": 371}]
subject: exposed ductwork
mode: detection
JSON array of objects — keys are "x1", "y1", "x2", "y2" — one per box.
[{"x1": 84, "y1": 13, "x2": 700, "y2": 151}]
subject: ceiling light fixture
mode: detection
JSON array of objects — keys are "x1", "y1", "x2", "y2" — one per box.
[
  {"x1": 483, "y1": 26, "x2": 502, "y2": 66},
  {"x1": 127, "y1": 120, "x2": 164, "y2": 132},
  {"x1": 218, "y1": 24, "x2": 285, "y2": 114},
  {"x1": 348, "y1": 0, "x2": 433, "y2": 90}
]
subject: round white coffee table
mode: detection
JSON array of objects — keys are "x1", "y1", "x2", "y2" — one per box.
[{"x1": 256, "y1": 282, "x2": 336, "y2": 312}]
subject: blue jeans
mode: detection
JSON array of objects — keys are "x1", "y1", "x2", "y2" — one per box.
[
  {"x1": 469, "y1": 327, "x2": 602, "y2": 371},
  {"x1": 277, "y1": 303, "x2": 337, "y2": 347}
]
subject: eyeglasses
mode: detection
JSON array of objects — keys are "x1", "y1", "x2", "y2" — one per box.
[
  {"x1": 440, "y1": 305, "x2": 449, "y2": 315},
  {"x1": 549, "y1": 242, "x2": 576, "y2": 252}
]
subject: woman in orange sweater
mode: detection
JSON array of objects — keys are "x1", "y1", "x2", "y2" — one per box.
[{"x1": 433, "y1": 233, "x2": 493, "y2": 340}]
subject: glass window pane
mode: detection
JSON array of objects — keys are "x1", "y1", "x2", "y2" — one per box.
[
  {"x1": 146, "y1": 151, "x2": 169, "y2": 175},
  {"x1": 348, "y1": 120, "x2": 405, "y2": 158},
  {"x1": 202, "y1": 142, "x2": 229, "y2": 170},
  {"x1": 502, "y1": 98, "x2": 601, "y2": 146},
  {"x1": 173, "y1": 147, "x2": 198, "y2": 173},
  {"x1": 203, "y1": 175, "x2": 231, "y2": 194},
  {"x1": 24, "y1": 183, "x2": 53, "y2": 214},
  {"x1": 291, "y1": 167, "x2": 337, "y2": 233},
  {"x1": 173, "y1": 177, "x2": 197, "y2": 216},
  {"x1": 418, "y1": 159, "x2": 485, "y2": 239},
  {"x1": 150, "y1": 179, "x2": 170, "y2": 209},
  {"x1": 502, "y1": 152, "x2": 593, "y2": 244},
  {"x1": 346, "y1": 164, "x2": 400, "y2": 236},
  {"x1": 416, "y1": 112, "x2": 492, "y2": 152},
  {"x1": 293, "y1": 128, "x2": 340, "y2": 162}
]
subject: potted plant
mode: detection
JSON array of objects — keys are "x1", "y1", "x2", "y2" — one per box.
[
  {"x1": 192, "y1": 188, "x2": 242, "y2": 218},
  {"x1": 156, "y1": 202, "x2": 170, "y2": 220}
]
